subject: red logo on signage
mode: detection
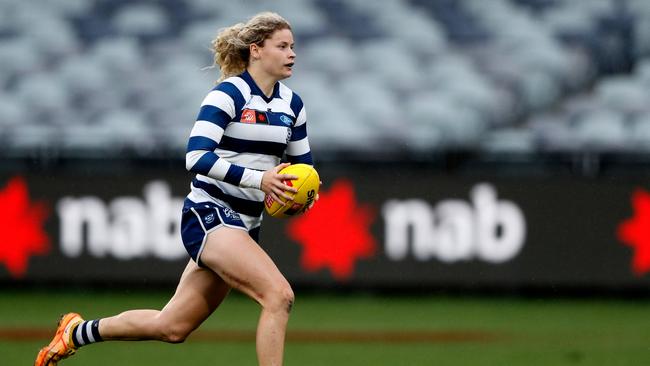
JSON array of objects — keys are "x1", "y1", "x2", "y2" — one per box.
[
  {"x1": 618, "y1": 188, "x2": 650, "y2": 276},
  {"x1": 0, "y1": 177, "x2": 50, "y2": 278},
  {"x1": 287, "y1": 179, "x2": 376, "y2": 280}
]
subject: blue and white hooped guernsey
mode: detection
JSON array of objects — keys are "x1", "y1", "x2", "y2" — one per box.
[{"x1": 185, "y1": 70, "x2": 313, "y2": 230}]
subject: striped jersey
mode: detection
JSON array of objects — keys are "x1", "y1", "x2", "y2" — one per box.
[{"x1": 185, "y1": 70, "x2": 313, "y2": 228}]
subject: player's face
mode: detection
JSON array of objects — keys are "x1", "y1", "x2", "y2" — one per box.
[{"x1": 257, "y1": 28, "x2": 295, "y2": 80}]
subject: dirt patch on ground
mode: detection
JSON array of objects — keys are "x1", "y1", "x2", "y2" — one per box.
[{"x1": 0, "y1": 328, "x2": 504, "y2": 344}]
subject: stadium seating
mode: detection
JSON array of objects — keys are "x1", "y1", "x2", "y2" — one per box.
[{"x1": 0, "y1": 0, "x2": 648, "y2": 156}]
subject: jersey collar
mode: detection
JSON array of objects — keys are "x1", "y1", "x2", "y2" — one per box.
[{"x1": 241, "y1": 70, "x2": 280, "y2": 103}]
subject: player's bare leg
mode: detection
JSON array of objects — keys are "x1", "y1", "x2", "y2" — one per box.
[
  {"x1": 34, "y1": 261, "x2": 228, "y2": 365},
  {"x1": 200, "y1": 227, "x2": 293, "y2": 366},
  {"x1": 98, "y1": 260, "x2": 230, "y2": 342}
]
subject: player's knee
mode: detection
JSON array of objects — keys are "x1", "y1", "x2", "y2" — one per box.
[
  {"x1": 159, "y1": 322, "x2": 193, "y2": 344},
  {"x1": 264, "y1": 282, "x2": 295, "y2": 314}
]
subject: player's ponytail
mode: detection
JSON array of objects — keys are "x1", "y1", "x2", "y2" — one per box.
[{"x1": 211, "y1": 12, "x2": 291, "y2": 82}]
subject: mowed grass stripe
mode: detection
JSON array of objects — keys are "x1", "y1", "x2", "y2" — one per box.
[{"x1": 0, "y1": 328, "x2": 504, "y2": 343}]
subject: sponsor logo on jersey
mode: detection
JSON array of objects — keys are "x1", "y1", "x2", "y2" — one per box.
[
  {"x1": 241, "y1": 109, "x2": 256, "y2": 123},
  {"x1": 280, "y1": 114, "x2": 293, "y2": 126},
  {"x1": 240, "y1": 109, "x2": 269, "y2": 124}
]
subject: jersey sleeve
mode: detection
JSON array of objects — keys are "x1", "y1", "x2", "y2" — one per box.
[
  {"x1": 185, "y1": 82, "x2": 264, "y2": 189},
  {"x1": 286, "y1": 93, "x2": 313, "y2": 165}
]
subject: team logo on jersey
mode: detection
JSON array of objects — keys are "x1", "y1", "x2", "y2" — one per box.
[
  {"x1": 204, "y1": 213, "x2": 215, "y2": 224},
  {"x1": 240, "y1": 109, "x2": 269, "y2": 124}
]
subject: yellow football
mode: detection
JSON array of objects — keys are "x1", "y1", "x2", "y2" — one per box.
[{"x1": 264, "y1": 164, "x2": 320, "y2": 218}]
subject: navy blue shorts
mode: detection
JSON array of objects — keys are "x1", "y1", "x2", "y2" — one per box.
[{"x1": 180, "y1": 199, "x2": 260, "y2": 265}]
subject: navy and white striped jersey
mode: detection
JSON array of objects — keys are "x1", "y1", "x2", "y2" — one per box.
[{"x1": 185, "y1": 70, "x2": 312, "y2": 228}]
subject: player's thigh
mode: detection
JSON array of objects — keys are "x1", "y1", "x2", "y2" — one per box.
[
  {"x1": 159, "y1": 260, "x2": 230, "y2": 329},
  {"x1": 200, "y1": 227, "x2": 291, "y2": 306}
]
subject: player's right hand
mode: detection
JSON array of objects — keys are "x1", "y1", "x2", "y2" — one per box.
[{"x1": 261, "y1": 163, "x2": 298, "y2": 206}]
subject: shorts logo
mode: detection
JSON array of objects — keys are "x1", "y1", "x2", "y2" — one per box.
[
  {"x1": 222, "y1": 207, "x2": 240, "y2": 220},
  {"x1": 204, "y1": 213, "x2": 215, "y2": 224}
]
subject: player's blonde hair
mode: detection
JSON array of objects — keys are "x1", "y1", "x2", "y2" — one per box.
[{"x1": 211, "y1": 12, "x2": 292, "y2": 82}]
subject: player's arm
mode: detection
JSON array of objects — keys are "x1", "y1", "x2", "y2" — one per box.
[
  {"x1": 285, "y1": 94, "x2": 313, "y2": 165},
  {"x1": 185, "y1": 82, "x2": 265, "y2": 189},
  {"x1": 285, "y1": 94, "x2": 318, "y2": 208}
]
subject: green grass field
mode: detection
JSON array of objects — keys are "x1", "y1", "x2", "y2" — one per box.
[{"x1": 2, "y1": 289, "x2": 649, "y2": 365}]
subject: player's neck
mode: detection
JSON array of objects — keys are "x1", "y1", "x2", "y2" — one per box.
[{"x1": 247, "y1": 67, "x2": 277, "y2": 98}]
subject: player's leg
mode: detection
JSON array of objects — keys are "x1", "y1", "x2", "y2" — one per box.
[
  {"x1": 200, "y1": 227, "x2": 293, "y2": 366},
  {"x1": 99, "y1": 259, "x2": 229, "y2": 342},
  {"x1": 35, "y1": 260, "x2": 229, "y2": 366}
]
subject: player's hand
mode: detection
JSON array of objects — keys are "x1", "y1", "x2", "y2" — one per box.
[{"x1": 261, "y1": 163, "x2": 298, "y2": 206}]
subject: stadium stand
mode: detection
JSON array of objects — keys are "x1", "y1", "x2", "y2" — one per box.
[{"x1": 0, "y1": 0, "x2": 648, "y2": 157}]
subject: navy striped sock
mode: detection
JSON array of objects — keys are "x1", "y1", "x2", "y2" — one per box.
[{"x1": 71, "y1": 320, "x2": 103, "y2": 348}]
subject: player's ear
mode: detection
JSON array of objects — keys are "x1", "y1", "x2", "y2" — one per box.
[{"x1": 250, "y1": 43, "x2": 261, "y2": 60}]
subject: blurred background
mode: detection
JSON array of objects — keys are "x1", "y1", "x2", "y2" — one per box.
[
  {"x1": 1, "y1": 0, "x2": 650, "y2": 161},
  {"x1": 2, "y1": 0, "x2": 650, "y2": 365}
]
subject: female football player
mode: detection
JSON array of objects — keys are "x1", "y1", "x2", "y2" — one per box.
[{"x1": 35, "y1": 12, "x2": 313, "y2": 366}]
